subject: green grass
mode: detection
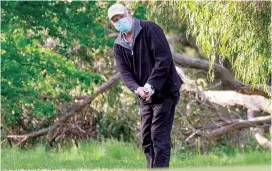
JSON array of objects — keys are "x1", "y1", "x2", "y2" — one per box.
[{"x1": 1, "y1": 139, "x2": 271, "y2": 170}]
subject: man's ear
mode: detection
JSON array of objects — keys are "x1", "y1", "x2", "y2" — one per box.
[{"x1": 127, "y1": 10, "x2": 132, "y2": 16}]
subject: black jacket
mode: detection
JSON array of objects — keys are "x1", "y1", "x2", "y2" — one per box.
[{"x1": 113, "y1": 18, "x2": 183, "y2": 98}]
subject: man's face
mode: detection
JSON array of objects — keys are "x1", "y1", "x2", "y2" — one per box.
[{"x1": 110, "y1": 11, "x2": 132, "y2": 25}]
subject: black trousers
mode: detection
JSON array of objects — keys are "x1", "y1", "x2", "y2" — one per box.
[{"x1": 140, "y1": 92, "x2": 180, "y2": 168}]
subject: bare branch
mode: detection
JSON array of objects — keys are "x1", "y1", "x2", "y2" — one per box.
[
  {"x1": 6, "y1": 73, "x2": 121, "y2": 146},
  {"x1": 203, "y1": 90, "x2": 272, "y2": 114},
  {"x1": 247, "y1": 109, "x2": 272, "y2": 149},
  {"x1": 206, "y1": 115, "x2": 271, "y2": 140},
  {"x1": 170, "y1": 45, "x2": 244, "y2": 89}
]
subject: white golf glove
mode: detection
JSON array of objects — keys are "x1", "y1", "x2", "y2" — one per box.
[{"x1": 143, "y1": 83, "x2": 155, "y2": 100}]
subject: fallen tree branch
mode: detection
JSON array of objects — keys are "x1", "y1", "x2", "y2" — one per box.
[
  {"x1": 6, "y1": 127, "x2": 50, "y2": 146},
  {"x1": 202, "y1": 90, "x2": 272, "y2": 114},
  {"x1": 247, "y1": 109, "x2": 272, "y2": 149},
  {"x1": 181, "y1": 84, "x2": 272, "y2": 141},
  {"x1": 206, "y1": 115, "x2": 271, "y2": 140},
  {"x1": 47, "y1": 72, "x2": 121, "y2": 143},
  {"x1": 171, "y1": 46, "x2": 271, "y2": 97},
  {"x1": 6, "y1": 72, "x2": 121, "y2": 146},
  {"x1": 170, "y1": 45, "x2": 244, "y2": 89}
]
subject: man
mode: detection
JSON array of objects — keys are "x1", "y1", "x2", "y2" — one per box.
[{"x1": 108, "y1": 4, "x2": 183, "y2": 168}]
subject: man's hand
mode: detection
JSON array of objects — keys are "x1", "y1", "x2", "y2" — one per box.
[
  {"x1": 136, "y1": 87, "x2": 149, "y2": 99},
  {"x1": 144, "y1": 83, "x2": 155, "y2": 100}
]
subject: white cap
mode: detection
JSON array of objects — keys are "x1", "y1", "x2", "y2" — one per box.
[{"x1": 108, "y1": 4, "x2": 127, "y2": 20}]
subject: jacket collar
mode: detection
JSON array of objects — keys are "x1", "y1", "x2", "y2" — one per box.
[{"x1": 114, "y1": 18, "x2": 142, "y2": 50}]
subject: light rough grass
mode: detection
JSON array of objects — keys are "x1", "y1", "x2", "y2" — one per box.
[{"x1": 1, "y1": 139, "x2": 271, "y2": 170}]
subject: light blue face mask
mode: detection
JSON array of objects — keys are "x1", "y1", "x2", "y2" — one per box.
[{"x1": 114, "y1": 17, "x2": 131, "y2": 33}]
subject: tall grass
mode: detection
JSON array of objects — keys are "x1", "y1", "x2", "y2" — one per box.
[{"x1": 1, "y1": 139, "x2": 270, "y2": 170}]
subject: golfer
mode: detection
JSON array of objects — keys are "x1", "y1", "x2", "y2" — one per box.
[{"x1": 108, "y1": 4, "x2": 183, "y2": 168}]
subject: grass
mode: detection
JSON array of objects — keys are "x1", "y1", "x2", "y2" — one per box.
[{"x1": 1, "y1": 139, "x2": 271, "y2": 170}]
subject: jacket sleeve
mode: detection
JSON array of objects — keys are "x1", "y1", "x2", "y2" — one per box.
[
  {"x1": 146, "y1": 22, "x2": 172, "y2": 91},
  {"x1": 113, "y1": 44, "x2": 140, "y2": 92}
]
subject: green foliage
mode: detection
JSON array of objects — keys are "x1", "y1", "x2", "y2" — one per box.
[
  {"x1": 148, "y1": 1, "x2": 271, "y2": 88},
  {"x1": 147, "y1": 1, "x2": 187, "y2": 33},
  {"x1": 1, "y1": 39, "x2": 101, "y2": 127},
  {"x1": 1, "y1": 1, "x2": 113, "y2": 129},
  {"x1": 131, "y1": 3, "x2": 148, "y2": 20},
  {"x1": 2, "y1": 1, "x2": 109, "y2": 51}
]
